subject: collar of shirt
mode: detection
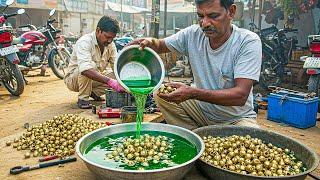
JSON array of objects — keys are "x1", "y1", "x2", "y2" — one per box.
[
  {"x1": 91, "y1": 31, "x2": 99, "y2": 46},
  {"x1": 91, "y1": 31, "x2": 105, "y2": 58},
  {"x1": 90, "y1": 31, "x2": 111, "y2": 57}
]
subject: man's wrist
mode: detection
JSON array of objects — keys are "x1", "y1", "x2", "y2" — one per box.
[
  {"x1": 187, "y1": 87, "x2": 196, "y2": 99},
  {"x1": 105, "y1": 77, "x2": 111, "y2": 84},
  {"x1": 151, "y1": 38, "x2": 160, "y2": 48}
]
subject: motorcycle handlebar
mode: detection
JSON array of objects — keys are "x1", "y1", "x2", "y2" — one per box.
[
  {"x1": 55, "y1": 29, "x2": 61, "y2": 33},
  {"x1": 19, "y1": 25, "x2": 30, "y2": 28},
  {"x1": 4, "y1": 13, "x2": 18, "y2": 19},
  {"x1": 19, "y1": 24, "x2": 38, "y2": 30},
  {"x1": 260, "y1": 26, "x2": 278, "y2": 37},
  {"x1": 47, "y1": 19, "x2": 56, "y2": 24},
  {"x1": 283, "y1": 28, "x2": 298, "y2": 33}
]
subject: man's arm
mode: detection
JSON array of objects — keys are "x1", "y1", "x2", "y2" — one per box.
[
  {"x1": 159, "y1": 78, "x2": 253, "y2": 106},
  {"x1": 128, "y1": 38, "x2": 170, "y2": 54},
  {"x1": 81, "y1": 69, "x2": 124, "y2": 92},
  {"x1": 109, "y1": 42, "x2": 117, "y2": 68},
  {"x1": 81, "y1": 69, "x2": 109, "y2": 84},
  {"x1": 159, "y1": 33, "x2": 262, "y2": 105},
  {"x1": 192, "y1": 78, "x2": 253, "y2": 106}
]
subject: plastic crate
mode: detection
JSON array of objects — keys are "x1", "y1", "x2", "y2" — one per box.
[
  {"x1": 105, "y1": 89, "x2": 134, "y2": 108},
  {"x1": 267, "y1": 92, "x2": 318, "y2": 129}
]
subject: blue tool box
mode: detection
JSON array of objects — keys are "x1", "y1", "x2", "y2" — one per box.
[{"x1": 267, "y1": 90, "x2": 318, "y2": 129}]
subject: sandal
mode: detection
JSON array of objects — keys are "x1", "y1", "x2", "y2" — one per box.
[
  {"x1": 90, "y1": 92, "x2": 105, "y2": 101},
  {"x1": 77, "y1": 99, "x2": 92, "y2": 109}
]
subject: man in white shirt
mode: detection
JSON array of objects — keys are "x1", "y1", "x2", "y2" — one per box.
[{"x1": 64, "y1": 16, "x2": 124, "y2": 109}]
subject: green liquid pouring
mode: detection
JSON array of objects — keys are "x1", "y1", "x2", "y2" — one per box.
[
  {"x1": 122, "y1": 79, "x2": 158, "y2": 138},
  {"x1": 84, "y1": 131, "x2": 198, "y2": 170}
]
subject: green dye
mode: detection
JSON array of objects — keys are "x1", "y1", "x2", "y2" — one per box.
[
  {"x1": 132, "y1": 93, "x2": 147, "y2": 138},
  {"x1": 84, "y1": 131, "x2": 198, "y2": 170},
  {"x1": 122, "y1": 79, "x2": 158, "y2": 138},
  {"x1": 122, "y1": 79, "x2": 157, "y2": 95}
]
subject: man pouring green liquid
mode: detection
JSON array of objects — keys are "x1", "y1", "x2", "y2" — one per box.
[{"x1": 128, "y1": 0, "x2": 262, "y2": 130}]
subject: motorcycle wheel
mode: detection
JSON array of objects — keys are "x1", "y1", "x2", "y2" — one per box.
[
  {"x1": 308, "y1": 74, "x2": 320, "y2": 96},
  {"x1": 259, "y1": 53, "x2": 282, "y2": 89},
  {"x1": 0, "y1": 57, "x2": 25, "y2": 96},
  {"x1": 48, "y1": 49, "x2": 70, "y2": 79}
]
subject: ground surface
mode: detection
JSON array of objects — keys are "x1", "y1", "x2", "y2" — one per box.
[{"x1": 0, "y1": 70, "x2": 319, "y2": 180}]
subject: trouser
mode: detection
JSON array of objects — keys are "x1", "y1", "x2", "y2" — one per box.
[
  {"x1": 64, "y1": 68, "x2": 113, "y2": 101},
  {"x1": 154, "y1": 93, "x2": 260, "y2": 130}
]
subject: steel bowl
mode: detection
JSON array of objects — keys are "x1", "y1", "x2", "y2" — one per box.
[
  {"x1": 76, "y1": 122, "x2": 205, "y2": 180},
  {"x1": 114, "y1": 45, "x2": 165, "y2": 94},
  {"x1": 193, "y1": 125, "x2": 319, "y2": 180}
]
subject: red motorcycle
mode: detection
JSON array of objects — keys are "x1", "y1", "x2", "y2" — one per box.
[
  {"x1": 16, "y1": 9, "x2": 70, "y2": 79},
  {"x1": 0, "y1": 0, "x2": 25, "y2": 96}
]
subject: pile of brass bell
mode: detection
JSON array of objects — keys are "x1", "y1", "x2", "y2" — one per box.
[
  {"x1": 105, "y1": 134, "x2": 173, "y2": 170},
  {"x1": 6, "y1": 114, "x2": 105, "y2": 158},
  {"x1": 159, "y1": 84, "x2": 176, "y2": 94},
  {"x1": 200, "y1": 135, "x2": 305, "y2": 176}
]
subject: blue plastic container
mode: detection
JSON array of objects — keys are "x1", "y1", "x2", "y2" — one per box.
[{"x1": 267, "y1": 91, "x2": 318, "y2": 129}]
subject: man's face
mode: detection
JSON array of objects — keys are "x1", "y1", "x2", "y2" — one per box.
[
  {"x1": 96, "y1": 28, "x2": 116, "y2": 46},
  {"x1": 196, "y1": 0, "x2": 235, "y2": 38}
]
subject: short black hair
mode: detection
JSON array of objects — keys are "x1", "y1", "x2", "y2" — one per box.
[
  {"x1": 97, "y1": 16, "x2": 120, "y2": 34},
  {"x1": 195, "y1": 0, "x2": 234, "y2": 9}
]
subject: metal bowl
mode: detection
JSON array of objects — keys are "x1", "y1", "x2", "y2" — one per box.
[
  {"x1": 193, "y1": 125, "x2": 319, "y2": 180},
  {"x1": 114, "y1": 45, "x2": 165, "y2": 93},
  {"x1": 76, "y1": 123, "x2": 204, "y2": 180}
]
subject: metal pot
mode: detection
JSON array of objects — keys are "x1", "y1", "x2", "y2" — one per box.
[
  {"x1": 120, "y1": 106, "x2": 137, "y2": 123},
  {"x1": 114, "y1": 45, "x2": 165, "y2": 94},
  {"x1": 76, "y1": 123, "x2": 204, "y2": 180},
  {"x1": 193, "y1": 125, "x2": 319, "y2": 180}
]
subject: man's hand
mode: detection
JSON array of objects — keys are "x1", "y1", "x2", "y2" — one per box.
[
  {"x1": 128, "y1": 38, "x2": 153, "y2": 50},
  {"x1": 158, "y1": 83, "x2": 195, "y2": 104},
  {"x1": 127, "y1": 38, "x2": 170, "y2": 54},
  {"x1": 107, "y1": 78, "x2": 125, "y2": 93}
]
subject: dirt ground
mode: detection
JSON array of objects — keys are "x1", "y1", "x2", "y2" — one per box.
[{"x1": 0, "y1": 70, "x2": 319, "y2": 180}]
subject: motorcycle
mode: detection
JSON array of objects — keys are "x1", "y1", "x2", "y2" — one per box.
[
  {"x1": 16, "y1": 9, "x2": 70, "y2": 79},
  {"x1": 249, "y1": 23, "x2": 298, "y2": 89},
  {"x1": 0, "y1": 0, "x2": 25, "y2": 96},
  {"x1": 303, "y1": 35, "x2": 320, "y2": 96}
]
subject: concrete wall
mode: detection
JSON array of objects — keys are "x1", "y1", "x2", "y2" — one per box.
[
  {"x1": 4, "y1": 8, "x2": 54, "y2": 29},
  {"x1": 60, "y1": 12, "x2": 103, "y2": 36}
]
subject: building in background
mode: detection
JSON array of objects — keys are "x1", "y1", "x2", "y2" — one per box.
[
  {"x1": 105, "y1": 0, "x2": 148, "y2": 36},
  {"x1": 0, "y1": 0, "x2": 196, "y2": 38},
  {"x1": 0, "y1": 0, "x2": 59, "y2": 30},
  {"x1": 59, "y1": 0, "x2": 105, "y2": 36},
  {"x1": 155, "y1": 0, "x2": 195, "y2": 37}
]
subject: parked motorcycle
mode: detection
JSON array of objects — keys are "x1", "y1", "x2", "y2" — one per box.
[
  {"x1": 250, "y1": 23, "x2": 298, "y2": 89},
  {"x1": 0, "y1": 0, "x2": 25, "y2": 96},
  {"x1": 16, "y1": 9, "x2": 70, "y2": 79},
  {"x1": 303, "y1": 35, "x2": 320, "y2": 96}
]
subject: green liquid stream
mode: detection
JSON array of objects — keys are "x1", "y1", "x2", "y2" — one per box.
[{"x1": 122, "y1": 79, "x2": 158, "y2": 138}]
